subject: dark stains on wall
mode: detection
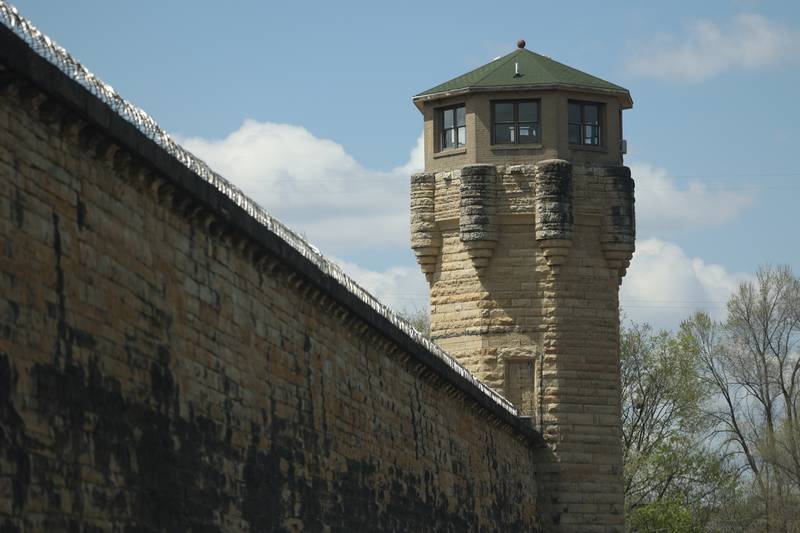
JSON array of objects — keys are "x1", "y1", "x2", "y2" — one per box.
[
  {"x1": 75, "y1": 194, "x2": 87, "y2": 231},
  {"x1": 0, "y1": 300, "x2": 18, "y2": 342},
  {"x1": 2, "y1": 323, "x2": 533, "y2": 532},
  {"x1": 0, "y1": 353, "x2": 29, "y2": 516},
  {"x1": 11, "y1": 185, "x2": 23, "y2": 229},
  {"x1": 241, "y1": 421, "x2": 282, "y2": 532},
  {"x1": 52, "y1": 213, "x2": 69, "y2": 366},
  {"x1": 24, "y1": 353, "x2": 229, "y2": 532},
  {"x1": 150, "y1": 346, "x2": 177, "y2": 412}
]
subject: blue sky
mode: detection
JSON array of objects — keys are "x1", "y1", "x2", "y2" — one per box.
[{"x1": 12, "y1": 0, "x2": 800, "y2": 329}]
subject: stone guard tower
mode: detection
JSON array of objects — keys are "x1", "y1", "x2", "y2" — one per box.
[{"x1": 410, "y1": 42, "x2": 635, "y2": 531}]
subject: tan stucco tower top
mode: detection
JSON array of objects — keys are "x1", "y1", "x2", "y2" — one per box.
[
  {"x1": 414, "y1": 40, "x2": 632, "y2": 172},
  {"x1": 410, "y1": 42, "x2": 636, "y2": 532}
]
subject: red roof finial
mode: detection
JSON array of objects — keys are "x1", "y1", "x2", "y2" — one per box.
[{"x1": 517, "y1": 39, "x2": 526, "y2": 49}]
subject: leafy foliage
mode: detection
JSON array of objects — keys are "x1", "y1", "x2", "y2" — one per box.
[
  {"x1": 624, "y1": 265, "x2": 800, "y2": 531},
  {"x1": 621, "y1": 323, "x2": 736, "y2": 530},
  {"x1": 627, "y1": 497, "x2": 696, "y2": 533}
]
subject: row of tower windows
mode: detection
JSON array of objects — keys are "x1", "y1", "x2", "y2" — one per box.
[{"x1": 437, "y1": 100, "x2": 603, "y2": 151}]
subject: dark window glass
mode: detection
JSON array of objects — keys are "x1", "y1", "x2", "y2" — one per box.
[
  {"x1": 519, "y1": 102, "x2": 538, "y2": 122},
  {"x1": 495, "y1": 103, "x2": 514, "y2": 123},
  {"x1": 495, "y1": 124, "x2": 514, "y2": 143},
  {"x1": 518, "y1": 123, "x2": 537, "y2": 143},
  {"x1": 568, "y1": 101, "x2": 602, "y2": 146},
  {"x1": 568, "y1": 123, "x2": 581, "y2": 145},
  {"x1": 584, "y1": 104, "x2": 599, "y2": 124},
  {"x1": 443, "y1": 128, "x2": 455, "y2": 149},
  {"x1": 438, "y1": 104, "x2": 466, "y2": 150},
  {"x1": 568, "y1": 103, "x2": 582, "y2": 123},
  {"x1": 492, "y1": 100, "x2": 539, "y2": 145}
]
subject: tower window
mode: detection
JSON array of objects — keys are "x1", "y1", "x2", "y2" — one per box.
[
  {"x1": 492, "y1": 100, "x2": 539, "y2": 145},
  {"x1": 439, "y1": 105, "x2": 466, "y2": 150},
  {"x1": 568, "y1": 101, "x2": 602, "y2": 146}
]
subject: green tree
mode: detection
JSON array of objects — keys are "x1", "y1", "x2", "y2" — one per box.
[
  {"x1": 621, "y1": 322, "x2": 735, "y2": 531},
  {"x1": 627, "y1": 497, "x2": 695, "y2": 533}
]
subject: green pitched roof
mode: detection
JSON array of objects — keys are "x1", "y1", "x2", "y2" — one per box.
[{"x1": 415, "y1": 48, "x2": 631, "y2": 106}]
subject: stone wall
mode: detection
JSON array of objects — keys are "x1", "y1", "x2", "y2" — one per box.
[{"x1": 0, "y1": 26, "x2": 542, "y2": 532}]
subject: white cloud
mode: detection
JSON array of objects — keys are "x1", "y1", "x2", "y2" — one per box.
[
  {"x1": 332, "y1": 257, "x2": 430, "y2": 314},
  {"x1": 621, "y1": 238, "x2": 750, "y2": 330},
  {"x1": 179, "y1": 121, "x2": 429, "y2": 314},
  {"x1": 178, "y1": 120, "x2": 423, "y2": 255},
  {"x1": 627, "y1": 13, "x2": 800, "y2": 82},
  {"x1": 394, "y1": 132, "x2": 424, "y2": 176},
  {"x1": 630, "y1": 162, "x2": 754, "y2": 235},
  {"x1": 178, "y1": 122, "x2": 755, "y2": 332}
]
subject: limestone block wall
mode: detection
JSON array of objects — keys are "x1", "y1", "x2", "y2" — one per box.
[
  {"x1": 0, "y1": 28, "x2": 543, "y2": 533},
  {"x1": 415, "y1": 160, "x2": 634, "y2": 532},
  {"x1": 409, "y1": 172, "x2": 440, "y2": 282}
]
